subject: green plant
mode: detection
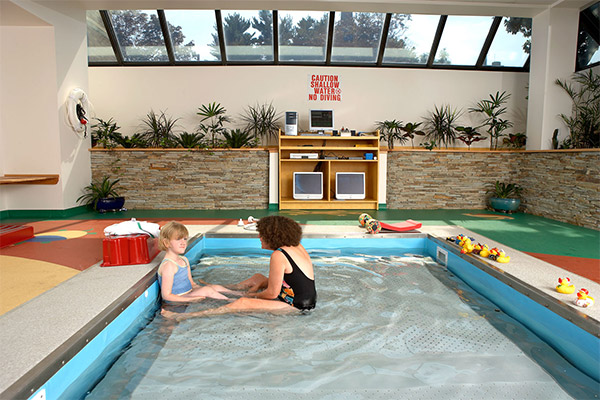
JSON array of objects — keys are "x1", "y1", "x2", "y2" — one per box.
[
  {"x1": 139, "y1": 110, "x2": 179, "y2": 147},
  {"x1": 503, "y1": 132, "x2": 527, "y2": 149},
  {"x1": 424, "y1": 105, "x2": 461, "y2": 149},
  {"x1": 469, "y1": 91, "x2": 513, "y2": 150},
  {"x1": 420, "y1": 140, "x2": 436, "y2": 151},
  {"x1": 240, "y1": 102, "x2": 282, "y2": 144},
  {"x1": 113, "y1": 132, "x2": 146, "y2": 148},
  {"x1": 223, "y1": 128, "x2": 255, "y2": 148},
  {"x1": 455, "y1": 126, "x2": 487, "y2": 150},
  {"x1": 489, "y1": 181, "x2": 522, "y2": 199},
  {"x1": 198, "y1": 102, "x2": 231, "y2": 148},
  {"x1": 400, "y1": 122, "x2": 426, "y2": 148},
  {"x1": 555, "y1": 69, "x2": 600, "y2": 149},
  {"x1": 375, "y1": 119, "x2": 405, "y2": 149},
  {"x1": 176, "y1": 131, "x2": 205, "y2": 148},
  {"x1": 91, "y1": 118, "x2": 121, "y2": 149},
  {"x1": 77, "y1": 176, "x2": 121, "y2": 210}
]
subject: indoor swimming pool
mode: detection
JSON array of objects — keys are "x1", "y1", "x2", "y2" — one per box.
[{"x1": 76, "y1": 238, "x2": 599, "y2": 399}]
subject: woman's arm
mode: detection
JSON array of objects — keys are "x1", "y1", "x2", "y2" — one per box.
[{"x1": 254, "y1": 251, "x2": 286, "y2": 300}]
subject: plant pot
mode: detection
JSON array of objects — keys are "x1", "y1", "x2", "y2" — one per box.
[
  {"x1": 96, "y1": 196, "x2": 125, "y2": 213},
  {"x1": 490, "y1": 197, "x2": 520, "y2": 213}
]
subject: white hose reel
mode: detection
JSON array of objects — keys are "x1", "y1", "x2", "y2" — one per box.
[{"x1": 66, "y1": 88, "x2": 92, "y2": 138}]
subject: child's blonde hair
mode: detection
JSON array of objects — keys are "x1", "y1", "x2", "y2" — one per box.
[{"x1": 159, "y1": 221, "x2": 189, "y2": 251}]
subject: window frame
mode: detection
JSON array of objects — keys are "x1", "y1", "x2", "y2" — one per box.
[{"x1": 88, "y1": 8, "x2": 531, "y2": 73}]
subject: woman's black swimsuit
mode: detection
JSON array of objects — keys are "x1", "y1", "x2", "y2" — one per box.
[{"x1": 276, "y1": 248, "x2": 317, "y2": 310}]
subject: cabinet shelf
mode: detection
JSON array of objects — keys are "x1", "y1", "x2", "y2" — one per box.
[{"x1": 278, "y1": 130, "x2": 380, "y2": 210}]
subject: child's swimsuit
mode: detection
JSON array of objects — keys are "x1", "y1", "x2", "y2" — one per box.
[
  {"x1": 157, "y1": 257, "x2": 192, "y2": 295},
  {"x1": 276, "y1": 248, "x2": 317, "y2": 310}
]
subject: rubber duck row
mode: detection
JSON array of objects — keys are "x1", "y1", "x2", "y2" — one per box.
[
  {"x1": 446, "y1": 234, "x2": 510, "y2": 263},
  {"x1": 556, "y1": 277, "x2": 594, "y2": 308}
]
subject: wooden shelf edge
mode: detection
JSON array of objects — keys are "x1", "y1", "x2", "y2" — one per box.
[{"x1": 0, "y1": 174, "x2": 60, "y2": 185}]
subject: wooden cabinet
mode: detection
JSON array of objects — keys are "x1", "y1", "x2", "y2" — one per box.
[{"x1": 278, "y1": 130, "x2": 379, "y2": 210}]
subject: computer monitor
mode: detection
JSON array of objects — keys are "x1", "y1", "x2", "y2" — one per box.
[
  {"x1": 293, "y1": 172, "x2": 323, "y2": 200},
  {"x1": 309, "y1": 110, "x2": 334, "y2": 131},
  {"x1": 336, "y1": 172, "x2": 365, "y2": 200}
]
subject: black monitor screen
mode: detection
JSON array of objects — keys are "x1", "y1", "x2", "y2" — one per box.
[{"x1": 310, "y1": 110, "x2": 334, "y2": 129}]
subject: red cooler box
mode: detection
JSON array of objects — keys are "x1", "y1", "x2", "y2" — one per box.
[{"x1": 102, "y1": 234, "x2": 159, "y2": 267}]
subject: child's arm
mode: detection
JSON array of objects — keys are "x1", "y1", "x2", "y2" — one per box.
[{"x1": 182, "y1": 256, "x2": 200, "y2": 289}]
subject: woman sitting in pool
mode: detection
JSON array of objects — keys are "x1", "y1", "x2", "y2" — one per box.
[
  {"x1": 163, "y1": 216, "x2": 316, "y2": 318},
  {"x1": 158, "y1": 221, "x2": 237, "y2": 303}
]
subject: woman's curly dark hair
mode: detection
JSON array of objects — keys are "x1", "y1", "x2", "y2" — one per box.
[{"x1": 257, "y1": 216, "x2": 302, "y2": 249}]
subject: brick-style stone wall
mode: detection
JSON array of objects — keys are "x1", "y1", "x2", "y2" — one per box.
[
  {"x1": 90, "y1": 148, "x2": 599, "y2": 230},
  {"x1": 519, "y1": 151, "x2": 600, "y2": 229},
  {"x1": 386, "y1": 150, "x2": 599, "y2": 230},
  {"x1": 90, "y1": 149, "x2": 269, "y2": 209}
]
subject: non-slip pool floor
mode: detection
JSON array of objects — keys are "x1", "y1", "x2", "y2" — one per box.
[{"x1": 86, "y1": 252, "x2": 597, "y2": 399}]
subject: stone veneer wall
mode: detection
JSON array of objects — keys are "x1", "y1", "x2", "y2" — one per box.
[
  {"x1": 90, "y1": 148, "x2": 599, "y2": 230},
  {"x1": 386, "y1": 150, "x2": 599, "y2": 230},
  {"x1": 90, "y1": 149, "x2": 269, "y2": 209}
]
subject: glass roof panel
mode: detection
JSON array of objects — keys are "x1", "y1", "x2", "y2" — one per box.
[
  {"x1": 163, "y1": 10, "x2": 221, "y2": 62},
  {"x1": 434, "y1": 16, "x2": 494, "y2": 65},
  {"x1": 86, "y1": 11, "x2": 117, "y2": 63},
  {"x1": 577, "y1": 2, "x2": 600, "y2": 69},
  {"x1": 383, "y1": 14, "x2": 440, "y2": 64},
  {"x1": 484, "y1": 17, "x2": 531, "y2": 67},
  {"x1": 331, "y1": 12, "x2": 385, "y2": 63},
  {"x1": 221, "y1": 10, "x2": 274, "y2": 62},
  {"x1": 278, "y1": 11, "x2": 329, "y2": 62},
  {"x1": 109, "y1": 10, "x2": 169, "y2": 62}
]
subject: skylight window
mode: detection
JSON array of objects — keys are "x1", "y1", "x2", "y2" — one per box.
[
  {"x1": 86, "y1": 11, "x2": 117, "y2": 63},
  {"x1": 434, "y1": 16, "x2": 494, "y2": 66},
  {"x1": 109, "y1": 10, "x2": 169, "y2": 62},
  {"x1": 331, "y1": 12, "x2": 385, "y2": 63},
  {"x1": 484, "y1": 17, "x2": 531, "y2": 67},
  {"x1": 163, "y1": 10, "x2": 221, "y2": 62},
  {"x1": 383, "y1": 14, "x2": 440, "y2": 65},
  {"x1": 278, "y1": 11, "x2": 329, "y2": 62},
  {"x1": 221, "y1": 10, "x2": 274, "y2": 62}
]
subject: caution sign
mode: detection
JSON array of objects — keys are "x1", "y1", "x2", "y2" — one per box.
[{"x1": 308, "y1": 74, "x2": 342, "y2": 102}]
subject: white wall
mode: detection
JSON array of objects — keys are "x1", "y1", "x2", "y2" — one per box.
[
  {"x1": 0, "y1": 25, "x2": 64, "y2": 209},
  {"x1": 0, "y1": 1, "x2": 90, "y2": 212},
  {"x1": 89, "y1": 66, "x2": 529, "y2": 148}
]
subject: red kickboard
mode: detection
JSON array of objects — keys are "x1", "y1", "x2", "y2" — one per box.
[
  {"x1": 379, "y1": 219, "x2": 422, "y2": 232},
  {"x1": 0, "y1": 224, "x2": 34, "y2": 248}
]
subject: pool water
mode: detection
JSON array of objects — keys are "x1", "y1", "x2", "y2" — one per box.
[{"x1": 85, "y1": 249, "x2": 598, "y2": 399}]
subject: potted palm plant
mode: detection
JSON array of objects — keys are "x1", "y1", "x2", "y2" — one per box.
[
  {"x1": 77, "y1": 176, "x2": 125, "y2": 213},
  {"x1": 488, "y1": 181, "x2": 522, "y2": 213}
]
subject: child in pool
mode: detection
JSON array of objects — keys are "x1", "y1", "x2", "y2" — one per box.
[{"x1": 158, "y1": 221, "x2": 237, "y2": 303}]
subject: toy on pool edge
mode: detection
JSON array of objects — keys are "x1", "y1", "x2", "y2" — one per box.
[
  {"x1": 575, "y1": 288, "x2": 594, "y2": 308},
  {"x1": 358, "y1": 213, "x2": 372, "y2": 227},
  {"x1": 488, "y1": 247, "x2": 510, "y2": 263},
  {"x1": 460, "y1": 238, "x2": 475, "y2": 254},
  {"x1": 556, "y1": 277, "x2": 575, "y2": 294},
  {"x1": 478, "y1": 244, "x2": 491, "y2": 258},
  {"x1": 366, "y1": 218, "x2": 382, "y2": 234}
]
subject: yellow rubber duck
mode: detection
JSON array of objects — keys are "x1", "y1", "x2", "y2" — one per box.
[
  {"x1": 496, "y1": 249, "x2": 510, "y2": 263},
  {"x1": 460, "y1": 238, "x2": 475, "y2": 254},
  {"x1": 575, "y1": 288, "x2": 594, "y2": 308},
  {"x1": 478, "y1": 244, "x2": 490, "y2": 258},
  {"x1": 472, "y1": 243, "x2": 482, "y2": 255},
  {"x1": 556, "y1": 277, "x2": 575, "y2": 294}
]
